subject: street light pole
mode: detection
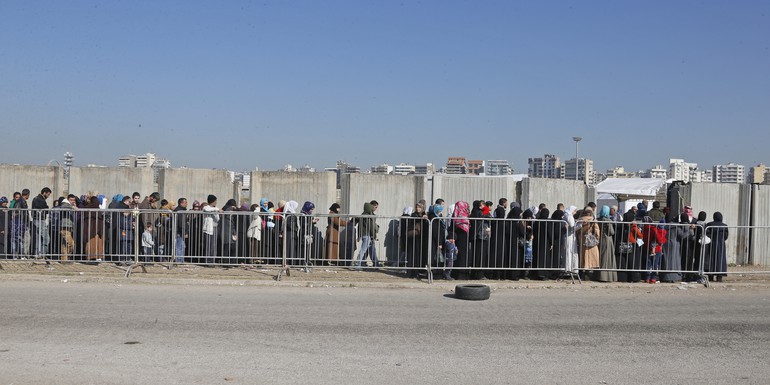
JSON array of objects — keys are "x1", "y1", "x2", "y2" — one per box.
[{"x1": 572, "y1": 137, "x2": 582, "y2": 181}]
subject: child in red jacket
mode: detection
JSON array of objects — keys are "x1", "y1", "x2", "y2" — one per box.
[{"x1": 642, "y1": 217, "x2": 667, "y2": 283}]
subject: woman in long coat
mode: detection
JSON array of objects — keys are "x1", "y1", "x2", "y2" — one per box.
[
  {"x1": 705, "y1": 211, "x2": 729, "y2": 282},
  {"x1": 505, "y1": 206, "x2": 525, "y2": 280},
  {"x1": 660, "y1": 213, "x2": 688, "y2": 282},
  {"x1": 449, "y1": 201, "x2": 471, "y2": 280},
  {"x1": 325, "y1": 203, "x2": 347, "y2": 265},
  {"x1": 577, "y1": 208, "x2": 600, "y2": 278},
  {"x1": 82, "y1": 197, "x2": 104, "y2": 260},
  {"x1": 530, "y1": 208, "x2": 553, "y2": 280},
  {"x1": 596, "y1": 206, "x2": 617, "y2": 282}
]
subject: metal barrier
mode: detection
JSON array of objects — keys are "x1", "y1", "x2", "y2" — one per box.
[{"x1": 0, "y1": 207, "x2": 766, "y2": 284}]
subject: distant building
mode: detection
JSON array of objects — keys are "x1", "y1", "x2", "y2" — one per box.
[
  {"x1": 445, "y1": 157, "x2": 467, "y2": 175},
  {"x1": 414, "y1": 163, "x2": 435, "y2": 175},
  {"x1": 749, "y1": 164, "x2": 767, "y2": 184},
  {"x1": 467, "y1": 160, "x2": 484, "y2": 175},
  {"x1": 713, "y1": 163, "x2": 745, "y2": 184},
  {"x1": 371, "y1": 164, "x2": 393, "y2": 174},
  {"x1": 641, "y1": 165, "x2": 667, "y2": 179},
  {"x1": 605, "y1": 166, "x2": 637, "y2": 179},
  {"x1": 393, "y1": 163, "x2": 416, "y2": 175},
  {"x1": 486, "y1": 160, "x2": 513, "y2": 176},
  {"x1": 690, "y1": 169, "x2": 713, "y2": 183},
  {"x1": 562, "y1": 158, "x2": 594, "y2": 184},
  {"x1": 669, "y1": 158, "x2": 698, "y2": 182},
  {"x1": 528, "y1": 154, "x2": 561, "y2": 179}
]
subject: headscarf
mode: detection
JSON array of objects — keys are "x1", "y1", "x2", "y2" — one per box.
[
  {"x1": 507, "y1": 206, "x2": 522, "y2": 219},
  {"x1": 402, "y1": 206, "x2": 414, "y2": 216},
  {"x1": 481, "y1": 206, "x2": 491, "y2": 216},
  {"x1": 683, "y1": 206, "x2": 694, "y2": 219},
  {"x1": 277, "y1": 200, "x2": 286, "y2": 209},
  {"x1": 529, "y1": 206, "x2": 539, "y2": 217},
  {"x1": 301, "y1": 201, "x2": 315, "y2": 215},
  {"x1": 284, "y1": 200, "x2": 299, "y2": 214},
  {"x1": 522, "y1": 209, "x2": 534, "y2": 220},
  {"x1": 260, "y1": 198, "x2": 269, "y2": 211},
  {"x1": 113, "y1": 194, "x2": 124, "y2": 203},
  {"x1": 537, "y1": 208, "x2": 550, "y2": 220},
  {"x1": 223, "y1": 199, "x2": 237, "y2": 211},
  {"x1": 240, "y1": 204, "x2": 250, "y2": 211},
  {"x1": 329, "y1": 203, "x2": 341, "y2": 213},
  {"x1": 566, "y1": 206, "x2": 578, "y2": 217},
  {"x1": 551, "y1": 209, "x2": 564, "y2": 220},
  {"x1": 453, "y1": 201, "x2": 470, "y2": 233},
  {"x1": 446, "y1": 203, "x2": 455, "y2": 218},
  {"x1": 713, "y1": 211, "x2": 723, "y2": 223},
  {"x1": 697, "y1": 211, "x2": 707, "y2": 222},
  {"x1": 599, "y1": 205, "x2": 610, "y2": 219},
  {"x1": 510, "y1": 202, "x2": 521, "y2": 210},
  {"x1": 636, "y1": 202, "x2": 647, "y2": 219},
  {"x1": 432, "y1": 204, "x2": 444, "y2": 217},
  {"x1": 680, "y1": 213, "x2": 690, "y2": 224}
]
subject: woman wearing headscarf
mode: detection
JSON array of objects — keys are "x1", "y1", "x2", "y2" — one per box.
[
  {"x1": 470, "y1": 204, "x2": 492, "y2": 279},
  {"x1": 660, "y1": 213, "x2": 688, "y2": 283},
  {"x1": 405, "y1": 202, "x2": 430, "y2": 278},
  {"x1": 247, "y1": 203, "x2": 262, "y2": 264},
  {"x1": 237, "y1": 204, "x2": 253, "y2": 262},
  {"x1": 217, "y1": 199, "x2": 239, "y2": 262},
  {"x1": 399, "y1": 206, "x2": 414, "y2": 267},
  {"x1": 504, "y1": 206, "x2": 525, "y2": 280},
  {"x1": 548, "y1": 208, "x2": 567, "y2": 279},
  {"x1": 596, "y1": 206, "x2": 617, "y2": 282},
  {"x1": 297, "y1": 201, "x2": 319, "y2": 266},
  {"x1": 449, "y1": 201, "x2": 471, "y2": 280},
  {"x1": 280, "y1": 200, "x2": 300, "y2": 265},
  {"x1": 563, "y1": 206, "x2": 579, "y2": 275},
  {"x1": 325, "y1": 203, "x2": 347, "y2": 266},
  {"x1": 82, "y1": 196, "x2": 105, "y2": 261},
  {"x1": 429, "y1": 203, "x2": 447, "y2": 276},
  {"x1": 577, "y1": 207, "x2": 600, "y2": 279},
  {"x1": 529, "y1": 208, "x2": 553, "y2": 280},
  {"x1": 705, "y1": 212, "x2": 729, "y2": 282},
  {"x1": 682, "y1": 211, "x2": 708, "y2": 282}
]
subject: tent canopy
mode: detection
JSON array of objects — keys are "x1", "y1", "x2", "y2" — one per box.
[{"x1": 595, "y1": 178, "x2": 666, "y2": 200}]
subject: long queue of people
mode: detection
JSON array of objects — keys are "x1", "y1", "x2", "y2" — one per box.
[{"x1": 0, "y1": 188, "x2": 730, "y2": 283}]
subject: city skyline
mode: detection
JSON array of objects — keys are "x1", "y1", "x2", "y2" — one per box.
[{"x1": 2, "y1": 2, "x2": 769, "y2": 172}]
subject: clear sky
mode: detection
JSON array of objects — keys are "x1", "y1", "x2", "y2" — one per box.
[{"x1": 2, "y1": 1, "x2": 769, "y2": 173}]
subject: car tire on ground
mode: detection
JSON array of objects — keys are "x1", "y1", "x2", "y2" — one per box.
[{"x1": 454, "y1": 284, "x2": 490, "y2": 301}]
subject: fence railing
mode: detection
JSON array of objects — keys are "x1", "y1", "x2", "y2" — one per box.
[{"x1": 1, "y1": 208, "x2": 766, "y2": 282}]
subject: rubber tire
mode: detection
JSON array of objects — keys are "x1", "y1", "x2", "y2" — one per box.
[{"x1": 454, "y1": 284, "x2": 491, "y2": 301}]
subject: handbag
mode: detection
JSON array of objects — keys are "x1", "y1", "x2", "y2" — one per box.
[
  {"x1": 246, "y1": 218, "x2": 261, "y2": 239},
  {"x1": 699, "y1": 235, "x2": 711, "y2": 245},
  {"x1": 583, "y1": 225, "x2": 599, "y2": 248},
  {"x1": 618, "y1": 242, "x2": 633, "y2": 254}
]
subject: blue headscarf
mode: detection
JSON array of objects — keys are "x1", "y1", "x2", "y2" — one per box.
[
  {"x1": 113, "y1": 194, "x2": 124, "y2": 203},
  {"x1": 260, "y1": 198, "x2": 268, "y2": 211},
  {"x1": 599, "y1": 205, "x2": 610, "y2": 219},
  {"x1": 432, "y1": 204, "x2": 444, "y2": 216},
  {"x1": 301, "y1": 201, "x2": 315, "y2": 215}
]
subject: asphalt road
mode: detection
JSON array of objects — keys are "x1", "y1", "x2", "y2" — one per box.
[{"x1": 1, "y1": 280, "x2": 769, "y2": 385}]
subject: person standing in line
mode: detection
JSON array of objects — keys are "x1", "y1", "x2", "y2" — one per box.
[
  {"x1": 354, "y1": 201, "x2": 379, "y2": 270},
  {"x1": 325, "y1": 203, "x2": 347, "y2": 266},
  {"x1": 31, "y1": 187, "x2": 51, "y2": 257},
  {"x1": 202, "y1": 195, "x2": 220, "y2": 264},
  {"x1": 0, "y1": 197, "x2": 9, "y2": 256},
  {"x1": 141, "y1": 222, "x2": 155, "y2": 262},
  {"x1": 660, "y1": 213, "x2": 688, "y2": 283},
  {"x1": 596, "y1": 205, "x2": 617, "y2": 282},
  {"x1": 173, "y1": 198, "x2": 189, "y2": 263},
  {"x1": 705, "y1": 212, "x2": 729, "y2": 282}
]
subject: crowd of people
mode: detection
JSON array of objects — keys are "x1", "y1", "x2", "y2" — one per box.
[{"x1": 0, "y1": 188, "x2": 730, "y2": 283}]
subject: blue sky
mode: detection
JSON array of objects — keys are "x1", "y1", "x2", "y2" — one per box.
[{"x1": 2, "y1": 1, "x2": 768, "y2": 173}]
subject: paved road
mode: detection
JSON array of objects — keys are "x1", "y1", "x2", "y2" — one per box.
[{"x1": 1, "y1": 280, "x2": 769, "y2": 385}]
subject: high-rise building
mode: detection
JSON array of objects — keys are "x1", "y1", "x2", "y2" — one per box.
[
  {"x1": 445, "y1": 157, "x2": 467, "y2": 174},
  {"x1": 393, "y1": 163, "x2": 416, "y2": 175},
  {"x1": 527, "y1": 154, "x2": 561, "y2": 178},
  {"x1": 371, "y1": 164, "x2": 393, "y2": 174},
  {"x1": 713, "y1": 163, "x2": 745, "y2": 184},
  {"x1": 486, "y1": 160, "x2": 513, "y2": 176},
  {"x1": 690, "y1": 169, "x2": 713, "y2": 183},
  {"x1": 414, "y1": 163, "x2": 435, "y2": 175},
  {"x1": 118, "y1": 155, "x2": 137, "y2": 167},
  {"x1": 669, "y1": 159, "x2": 698, "y2": 182},
  {"x1": 641, "y1": 165, "x2": 667, "y2": 179},
  {"x1": 467, "y1": 160, "x2": 484, "y2": 175},
  {"x1": 605, "y1": 166, "x2": 636, "y2": 178},
  {"x1": 562, "y1": 158, "x2": 594, "y2": 184},
  {"x1": 749, "y1": 164, "x2": 767, "y2": 184}
]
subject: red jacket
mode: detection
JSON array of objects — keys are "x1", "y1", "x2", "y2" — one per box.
[{"x1": 642, "y1": 224, "x2": 666, "y2": 255}]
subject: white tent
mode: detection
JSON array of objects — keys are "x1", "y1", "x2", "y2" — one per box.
[{"x1": 595, "y1": 178, "x2": 666, "y2": 200}]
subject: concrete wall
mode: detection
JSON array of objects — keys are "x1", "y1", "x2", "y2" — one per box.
[
  {"x1": 0, "y1": 165, "x2": 64, "y2": 202},
  {"x1": 430, "y1": 175, "x2": 521, "y2": 209},
  {"x1": 68, "y1": 167, "x2": 154, "y2": 199},
  {"x1": 340, "y1": 173, "x2": 428, "y2": 218},
  {"x1": 158, "y1": 168, "x2": 235, "y2": 205},
  {"x1": 750, "y1": 184, "x2": 770, "y2": 266},
  {"x1": 250, "y1": 171, "x2": 338, "y2": 212},
  {"x1": 521, "y1": 178, "x2": 594, "y2": 211},
  {"x1": 689, "y1": 182, "x2": 752, "y2": 264}
]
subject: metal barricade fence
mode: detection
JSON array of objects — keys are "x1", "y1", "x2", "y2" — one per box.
[
  {"x1": 428, "y1": 216, "x2": 572, "y2": 281},
  {"x1": 2, "y1": 207, "x2": 768, "y2": 284},
  {"x1": 574, "y1": 219, "x2": 707, "y2": 283}
]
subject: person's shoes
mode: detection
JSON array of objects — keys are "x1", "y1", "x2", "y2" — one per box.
[
  {"x1": 443, "y1": 275, "x2": 454, "y2": 281},
  {"x1": 716, "y1": 276, "x2": 723, "y2": 282},
  {"x1": 651, "y1": 279, "x2": 657, "y2": 284},
  {"x1": 646, "y1": 278, "x2": 651, "y2": 283}
]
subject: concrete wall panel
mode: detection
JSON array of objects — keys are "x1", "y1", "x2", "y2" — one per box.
[
  {"x1": 430, "y1": 175, "x2": 520, "y2": 209},
  {"x1": 68, "y1": 167, "x2": 154, "y2": 199},
  {"x1": 0, "y1": 165, "x2": 64, "y2": 202},
  {"x1": 689, "y1": 182, "x2": 752, "y2": 264},
  {"x1": 250, "y1": 171, "x2": 337, "y2": 212},
  {"x1": 521, "y1": 178, "x2": 593, "y2": 211},
  {"x1": 340, "y1": 174, "x2": 427, "y2": 218},
  {"x1": 158, "y1": 168, "x2": 234, "y2": 205},
  {"x1": 751, "y1": 184, "x2": 770, "y2": 267}
]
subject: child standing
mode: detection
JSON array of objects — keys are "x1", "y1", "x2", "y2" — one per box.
[
  {"x1": 443, "y1": 232, "x2": 458, "y2": 280},
  {"x1": 142, "y1": 222, "x2": 155, "y2": 262}
]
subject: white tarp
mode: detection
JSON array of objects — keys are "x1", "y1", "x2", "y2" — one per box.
[{"x1": 595, "y1": 178, "x2": 665, "y2": 198}]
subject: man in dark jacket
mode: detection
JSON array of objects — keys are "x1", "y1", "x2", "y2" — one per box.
[
  {"x1": 31, "y1": 187, "x2": 51, "y2": 257},
  {"x1": 173, "y1": 198, "x2": 189, "y2": 262},
  {"x1": 354, "y1": 201, "x2": 379, "y2": 270}
]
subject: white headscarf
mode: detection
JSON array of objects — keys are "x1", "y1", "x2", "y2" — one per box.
[
  {"x1": 402, "y1": 206, "x2": 414, "y2": 216},
  {"x1": 284, "y1": 200, "x2": 299, "y2": 214}
]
